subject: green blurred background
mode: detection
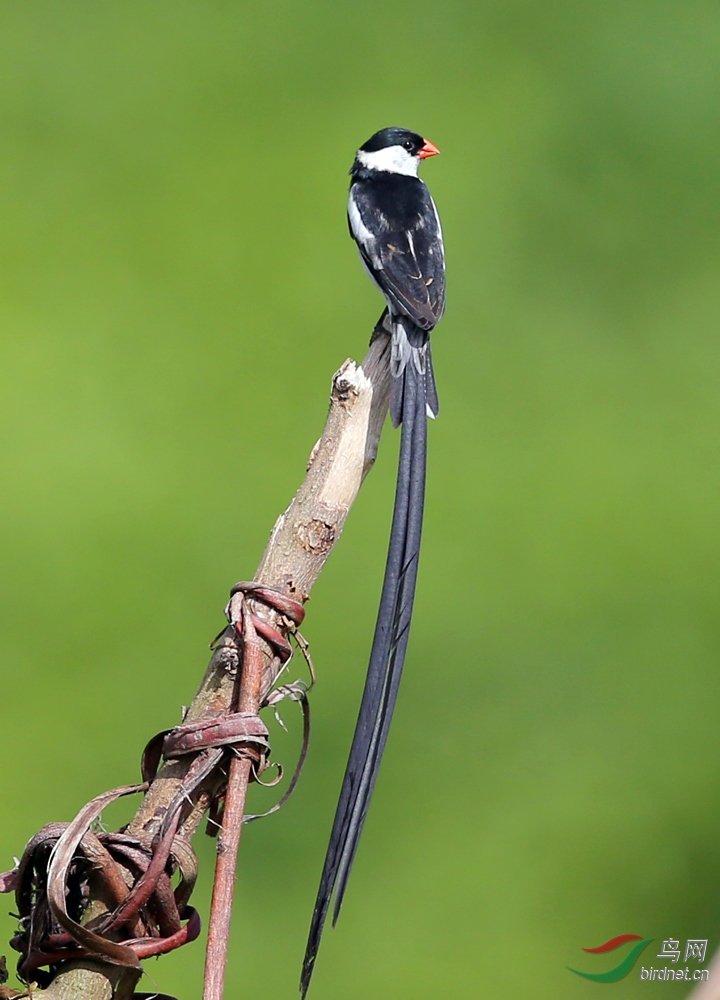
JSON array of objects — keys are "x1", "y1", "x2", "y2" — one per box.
[{"x1": 1, "y1": 1, "x2": 719, "y2": 997}]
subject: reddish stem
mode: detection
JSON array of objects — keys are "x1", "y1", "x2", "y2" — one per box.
[{"x1": 202, "y1": 603, "x2": 266, "y2": 1000}]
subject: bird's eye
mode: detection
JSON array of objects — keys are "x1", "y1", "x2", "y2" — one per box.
[{"x1": 403, "y1": 140, "x2": 413, "y2": 151}]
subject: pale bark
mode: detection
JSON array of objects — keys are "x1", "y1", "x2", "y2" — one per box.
[{"x1": 27, "y1": 334, "x2": 391, "y2": 1000}]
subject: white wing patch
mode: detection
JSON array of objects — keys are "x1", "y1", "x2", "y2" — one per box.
[
  {"x1": 348, "y1": 193, "x2": 374, "y2": 246},
  {"x1": 406, "y1": 231, "x2": 419, "y2": 272},
  {"x1": 429, "y1": 194, "x2": 446, "y2": 272}
]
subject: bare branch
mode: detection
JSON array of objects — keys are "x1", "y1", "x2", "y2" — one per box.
[{"x1": 30, "y1": 332, "x2": 391, "y2": 999}]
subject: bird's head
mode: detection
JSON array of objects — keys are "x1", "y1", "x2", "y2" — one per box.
[{"x1": 352, "y1": 127, "x2": 440, "y2": 178}]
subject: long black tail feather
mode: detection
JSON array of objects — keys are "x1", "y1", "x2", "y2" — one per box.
[{"x1": 299, "y1": 351, "x2": 430, "y2": 997}]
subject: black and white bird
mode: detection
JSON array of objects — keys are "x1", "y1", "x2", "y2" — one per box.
[{"x1": 300, "y1": 127, "x2": 445, "y2": 996}]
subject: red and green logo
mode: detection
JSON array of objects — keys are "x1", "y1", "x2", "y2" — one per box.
[{"x1": 568, "y1": 934, "x2": 655, "y2": 983}]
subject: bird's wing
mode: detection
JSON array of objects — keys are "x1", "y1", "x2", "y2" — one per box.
[{"x1": 348, "y1": 184, "x2": 445, "y2": 329}]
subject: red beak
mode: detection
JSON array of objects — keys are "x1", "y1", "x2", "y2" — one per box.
[{"x1": 418, "y1": 139, "x2": 440, "y2": 159}]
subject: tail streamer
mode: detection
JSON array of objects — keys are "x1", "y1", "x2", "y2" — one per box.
[{"x1": 300, "y1": 355, "x2": 429, "y2": 997}]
